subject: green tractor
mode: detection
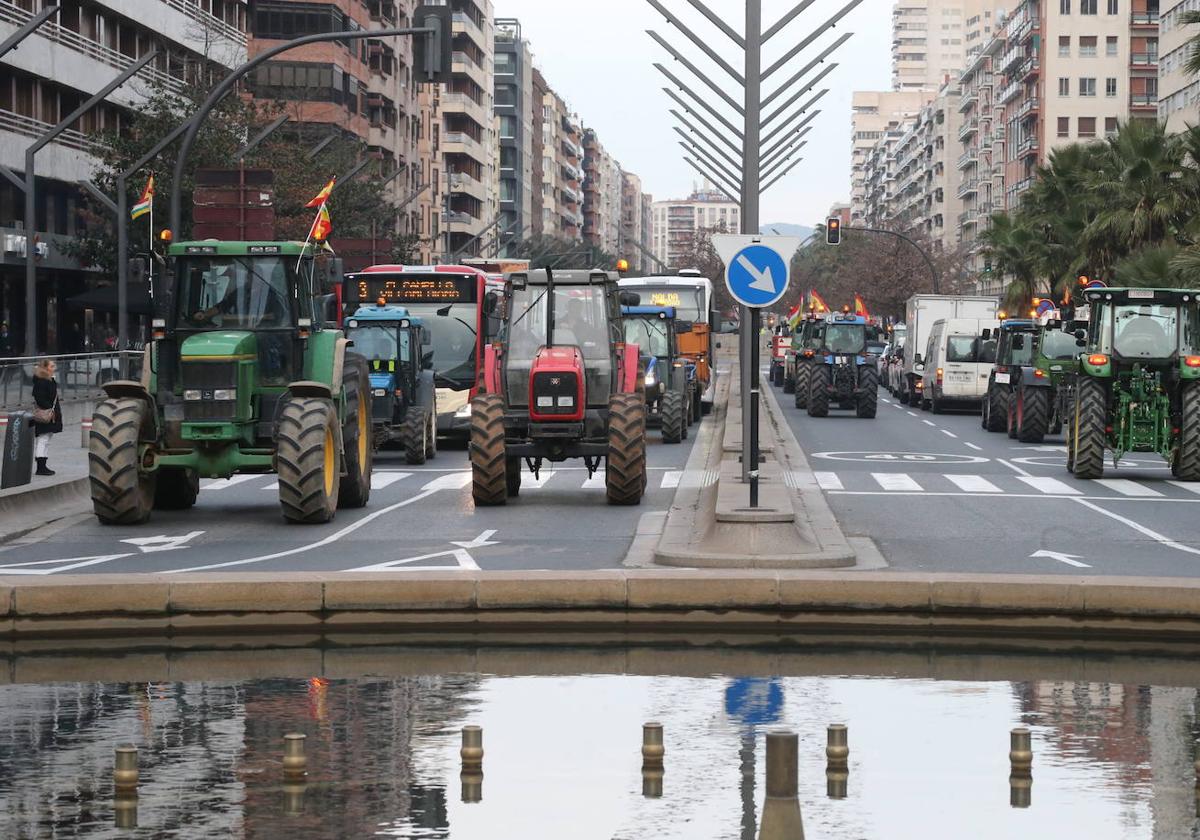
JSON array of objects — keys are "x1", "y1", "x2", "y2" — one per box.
[
  {"x1": 788, "y1": 314, "x2": 827, "y2": 409},
  {"x1": 1007, "y1": 319, "x2": 1086, "y2": 443},
  {"x1": 1068, "y1": 287, "x2": 1200, "y2": 480},
  {"x1": 981, "y1": 317, "x2": 1036, "y2": 433},
  {"x1": 88, "y1": 241, "x2": 373, "y2": 524}
]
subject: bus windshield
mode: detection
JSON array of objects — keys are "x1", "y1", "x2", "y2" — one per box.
[
  {"x1": 636, "y1": 286, "x2": 705, "y2": 323},
  {"x1": 400, "y1": 302, "x2": 476, "y2": 385}
]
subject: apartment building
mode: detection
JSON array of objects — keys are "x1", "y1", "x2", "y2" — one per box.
[
  {"x1": 850, "y1": 90, "x2": 933, "y2": 222},
  {"x1": 494, "y1": 17, "x2": 532, "y2": 255},
  {"x1": 1159, "y1": 0, "x2": 1194, "y2": 131},
  {"x1": 0, "y1": 0, "x2": 248, "y2": 353},
  {"x1": 582, "y1": 127, "x2": 623, "y2": 257},
  {"x1": 539, "y1": 84, "x2": 583, "y2": 242},
  {"x1": 893, "y1": 0, "x2": 1002, "y2": 91},
  {"x1": 651, "y1": 186, "x2": 740, "y2": 269},
  {"x1": 620, "y1": 172, "x2": 653, "y2": 273}
]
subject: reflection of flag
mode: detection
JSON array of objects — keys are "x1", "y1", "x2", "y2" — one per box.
[
  {"x1": 854, "y1": 294, "x2": 869, "y2": 319},
  {"x1": 305, "y1": 178, "x2": 335, "y2": 208},
  {"x1": 309, "y1": 204, "x2": 332, "y2": 241},
  {"x1": 807, "y1": 289, "x2": 829, "y2": 313},
  {"x1": 130, "y1": 175, "x2": 154, "y2": 220}
]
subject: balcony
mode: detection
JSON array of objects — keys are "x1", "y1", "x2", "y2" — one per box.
[
  {"x1": 451, "y1": 51, "x2": 487, "y2": 87},
  {"x1": 957, "y1": 148, "x2": 979, "y2": 170},
  {"x1": 1130, "y1": 52, "x2": 1159, "y2": 68},
  {"x1": 451, "y1": 11, "x2": 486, "y2": 47},
  {"x1": 1017, "y1": 97, "x2": 1040, "y2": 119},
  {"x1": 1020, "y1": 56, "x2": 1040, "y2": 80},
  {"x1": 998, "y1": 45, "x2": 1023, "y2": 74},
  {"x1": 958, "y1": 89, "x2": 980, "y2": 113},
  {"x1": 442, "y1": 131, "x2": 485, "y2": 160},
  {"x1": 956, "y1": 178, "x2": 980, "y2": 199},
  {"x1": 1130, "y1": 92, "x2": 1158, "y2": 110},
  {"x1": 958, "y1": 116, "x2": 980, "y2": 141},
  {"x1": 448, "y1": 171, "x2": 485, "y2": 200},
  {"x1": 441, "y1": 91, "x2": 489, "y2": 127},
  {"x1": 1131, "y1": 11, "x2": 1160, "y2": 26},
  {"x1": 998, "y1": 81, "x2": 1022, "y2": 105},
  {"x1": 959, "y1": 209, "x2": 979, "y2": 227},
  {"x1": 1019, "y1": 136, "x2": 1039, "y2": 157}
]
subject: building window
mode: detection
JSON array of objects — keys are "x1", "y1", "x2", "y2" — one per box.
[
  {"x1": 1059, "y1": 36, "x2": 1071, "y2": 56},
  {"x1": 1106, "y1": 36, "x2": 1118, "y2": 56},
  {"x1": 1080, "y1": 0, "x2": 1097, "y2": 13},
  {"x1": 1079, "y1": 77, "x2": 1096, "y2": 97},
  {"x1": 1078, "y1": 117, "x2": 1097, "y2": 137},
  {"x1": 1105, "y1": 116, "x2": 1119, "y2": 135},
  {"x1": 1059, "y1": 77, "x2": 1070, "y2": 96},
  {"x1": 1079, "y1": 36, "x2": 1097, "y2": 56},
  {"x1": 1058, "y1": 116, "x2": 1070, "y2": 137},
  {"x1": 1106, "y1": 77, "x2": 1117, "y2": 97},
  {"x1": 1060, "y1": 0, "x2": 1070, "y2": 12},
  {"x1": 1106, "y1": 0, "x2": 1117, "y2": 12}
]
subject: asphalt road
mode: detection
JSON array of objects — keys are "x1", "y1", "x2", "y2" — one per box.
[
  {"x1": 774, "y1": 372, "x2": 1200, "y2": 577},
  {"x1": 0, "y1": 407, "x2": 711, "y2": 577}
]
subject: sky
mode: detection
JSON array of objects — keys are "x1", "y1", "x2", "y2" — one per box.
[{"x1": 491, "y1": 0, "x2": 893, "y2": 228}]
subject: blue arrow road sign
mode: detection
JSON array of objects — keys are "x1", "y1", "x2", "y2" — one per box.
[{"x1": 726, "y1": 244, "x2": 788, "y2": 308}]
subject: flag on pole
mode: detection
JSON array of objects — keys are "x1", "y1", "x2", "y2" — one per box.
[
  {"x1": 853, "y1": 294, "x2": 869, "y2": 319},
  {"x1": 305, "y1": 177, "x2": 336, "y2": 209},
  {"x1": 130, "y1": 175, "x2": 154, "y2": 220},
  {"x1": 807, "y1": 289, "x2": 830, "y2": 313},
  {"x1": 309, "y1": 204, "x2": 332, "y2": 242}
]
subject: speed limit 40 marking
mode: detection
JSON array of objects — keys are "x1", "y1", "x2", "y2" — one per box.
[{"x1": 813, "y1": 451, "x2": 991, "y2": 465}]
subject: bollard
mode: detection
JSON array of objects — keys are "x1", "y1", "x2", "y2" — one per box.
[
  {"x1": 825, "y1": 724, "x2": 849, "y2": 799},
  {"x1": 1009, "y1": 727, "x2": 1032, "y2": 775},
  {"x1": 461, "y1": 726, "x2": 484, "y2": 803},
  {"x1": 282, "y1": 733, "x2": 307, "y2": 780},
  {"x1": 114, "y1": 791, "x2": 138, "y2": 829},
  {"x1": 1009, "y1": 773, "x2": 1032, "y2": 809},
  {"x1": 283, "y1": 779, "x2": 307, "y2": 817},
  {"x1": 758, "y1": 730, "x2": 805, "y2": 840},
  {"x1": 642, "y1": 722, "x2": 665, "y2": 798},
  {"x1": 113, "y1": 744, "x2": 139, "y2": 830}
]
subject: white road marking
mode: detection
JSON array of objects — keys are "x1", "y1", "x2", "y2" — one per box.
[
  {"x1": 1169, "y1": 481, "x2": 1200, "y2": 495},
  {"x1": 120, "y1": 531, "x2": 205, "y2": 553},
  {"x1": 370, "y1": 472, "x2": 412, "y2": 489},
  {"x1": 940, "y1": 429, "x2": 958, "y2": 439},
  {"x1": 814, "y1": 471, "x2": 844, "y2": 490},
  {"x1": 945, "y1": 474, "x2": 1002, "y2": 493},
  {"x1": 963, "y1": 442, "x2": 983, "y2": 451},
  {"x1": 922, "y1": 420, "x2": 936, "y2": 427},
  {"x1": 661, "y1": 470, "x2": 683, "y2": 489},
  {"x1": 519, "y1": 470, "x2": 556, "y2": 489},
  {"x1": 1018, "y1": 476, "x2": 1082, "y2": 495},
  {"x1": 450, "y1": 530, "x2": 499, "y2": 550},
  {"x1": 1094, "y1": 479, "x2": 1162, "y2": 498},
  {"x1": 907, "y1": 411, "x2": 918, "y2": 417},
  {"x1": 1074, "y1": 498, "x2": 1200, "y2": 557},
  {"x1": 581, "y1": 472, "x2": 606, "y2": 489},
  {"x1": 200, "y1": 475, "x2": 260, "y2": 490},
  {"x1": 347, "y1": 546, "x2": 481, "y2": 572},
  {"x1": 0, "y1": 553, "x2": 135, "y2": 575},
  {"x1": 423, "y1": 472, "x2": 472, "y2": 491},
  {"x1": 996, "y1": 458, "x2": 1033, "y2": 477},
  {"x1": 1030, "y1": 549, "x2": 1091, "y2": 568},
  {"x1": 872, "y1": 472, "x2": 923, "y2": 492}
]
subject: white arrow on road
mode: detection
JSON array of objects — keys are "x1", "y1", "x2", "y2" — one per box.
[
  {"x1": 120, "y1": 531, "x2": 205, "y2": 553},
  {"x1": 1030, "y1": 549, "x2": 1091, "y2": 568},
  {"x1": 736, "y1": 254, "x2": 776, "y2": 293},
  {"x1": 450, "y1": 530, "x2": 499, "y2": 550},
  {"x1": 1012, "y1": 446, "x2": 1065, "y2": 452},
  {"x1": 347, "y1": 548, "x2": 480, "y2": 573},
  {"x1": 0, "y1": 553, "x2": 134, "y2": 575}
]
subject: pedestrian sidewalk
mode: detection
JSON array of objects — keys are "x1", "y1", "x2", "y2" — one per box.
[{"x1": 0, "y1": 419, "x2": 91, "y2": 542}]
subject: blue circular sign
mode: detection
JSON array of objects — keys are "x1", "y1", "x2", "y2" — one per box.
[{"x1": 726, "y1": 244, "x2": 789, "y2": 308}]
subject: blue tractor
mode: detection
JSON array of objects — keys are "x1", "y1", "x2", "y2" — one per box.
[
  {"x1": 344, "y1": 304, "x2": 438, "y2": 463},
  {"x1": 806, "y1": 313, "x2": 878, "y2": 419},
  {"x1": 622, "y1": 304, "x2": 696, "y2": 443}
]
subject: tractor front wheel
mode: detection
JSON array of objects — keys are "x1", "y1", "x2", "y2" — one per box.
[
  {"x1": 154, "y1": 467, "x2": 198, "y2": 511},
  {"x1": 794, "y1": 363, "x2": 810, "y2": 409},
  {"x1": 339, "y1": 354, "x2": 372, "y2": 508},
  {"x1": 808, "y1": 365, "x2": 830, "y2": 417},
  {"x1": 1017, "y1": 387, "x2": 1049, "y2": 444},
  {"x1": 661, "y1": 389, "x2": 685, "y2": 444},
  {"x1": 402, "y1": 407, "x2": 429, "y2": 465},
  {"x1": 89, "y1": 397, "x2": 156, "y2": 525},
  {"x1": 856, "y1": 367, "x2": 878, "y2": 419},
  {"x1": 277, "y1": 397, "x2": 341, "y2": 523},
  {"x1": 1175, "y1": 380, "x2": 1200, "y2": 481},
  {"x1": 470, "y1": 395, "x2": 508, "y2": 506},
  {"x1": 1071, "y1": 377, "x2": 1107, "y2": 480},
  {"x1": 606, "y1": 393, "x2": 646, "y2": 505},
  {"x1": 506, "y1": 456, "x2": 522, "y2": 497},
  {"x1": 783, "y1": 367, "x2": 796, "y2": 394}
]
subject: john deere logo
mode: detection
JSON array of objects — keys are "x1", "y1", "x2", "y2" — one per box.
[{"x1": 550, "y1": 377, "x2": 561, "y2": 386}]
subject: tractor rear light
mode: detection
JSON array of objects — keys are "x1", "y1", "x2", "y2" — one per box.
[
  {"x1": 1033, "y1": 369, "x2": 1046, "y2": 378},
  {"x1": 1186, "y1": 356, "x2": 1200, "y2": 368},
  {"x1": 213, "y1": 389, "x2": 236, "y2": 401},
  {"x1": 1106, "y1": 425, "x2": 1113, "y2": 433},
  {"x1": 914, "y1": 380, "x2": 923, "y2": 391},
  {"x1": 394, "y1": 389, "x2": 403, "y2": 397},
  {"x1": 183, "y1": 390, "x2": 202, "y2": 401},
  {"x1": 373, "y1": 389, "x2": 387, "y2": 397},
  {"x1": 1088, "y1": 354, "x2": 1109, "y2": 366},
  {"x1": 802, "y1": 349, "x2": 814, "y2": 358},
  {"x1": 152, "y1": 317, "x2": 166, "y2": 340}
]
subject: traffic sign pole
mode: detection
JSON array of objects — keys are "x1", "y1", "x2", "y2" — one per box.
[{"x1": 742, "y1": 0, "x2": 761, "y2": 500}]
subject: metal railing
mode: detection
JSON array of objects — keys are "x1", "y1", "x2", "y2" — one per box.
[
  {"x1": 0, "y1": 108, "x2": 97, "y2": 154},
  {"x1": 1, "y1": 351, "x2": 142, "y2": 412},
  {"x1": 162, "y1": 0, "x2": 246, "y2": 47}
]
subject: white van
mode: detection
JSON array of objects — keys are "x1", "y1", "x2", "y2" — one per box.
[{"x1": 918, "y1": 318, "x2": 1000, "y2": 412}]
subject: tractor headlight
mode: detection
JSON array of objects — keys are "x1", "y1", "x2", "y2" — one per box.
[
  {"x1": 183, "y1": 390, "x2": 202, "y2": 401},
  {"x1": 373, "y1": 388, "x2": 387, "y2": 397},
  {"x1": 455, "y1": 403, "x2": 472, "y2": 418},
  {"x1": 213, "y1": 389, "x2": 236, "y2": 401},
  {"x1": 558, "y1": 396, "x2": 574, "y2": 408},
  {"x1": 536, "y1": 396, "x2": 554, "y2": 408}
]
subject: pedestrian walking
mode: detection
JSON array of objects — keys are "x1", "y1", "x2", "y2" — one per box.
[
  {"x1": 0, "y1": 322, "x2": 11, "y2": 356},
  {"x1": 31, "y1": 358, "x2": 62, "y2": 476}
]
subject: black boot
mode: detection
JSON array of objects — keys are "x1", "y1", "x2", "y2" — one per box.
[{"x1": 35, "y1": 458, "x2": 54, "y2": 476}]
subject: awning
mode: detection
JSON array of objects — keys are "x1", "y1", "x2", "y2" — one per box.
[{"x1": 67, "y1": 283, "x2": 152, "y2": 314}]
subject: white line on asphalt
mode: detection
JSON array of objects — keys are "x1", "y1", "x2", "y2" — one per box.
[
  {"x1": 581, "y1": 472, "x2": 606, "y2": 489},
  {"x1": 661, "y1": 470, "x2": 682, "y2": 489},
  {"x1": 0, "y1": 553, "x2": 135, "y2": 575},
  {"x1": 826, "y1": 490, "x2": 1200, "y2": 502},
  {"x1": 1017, "y1": 476, "x2": 1081, "y2": 495},
  {"x1": 922, "y1": 420, "x2": 936, "y2": 427},
  {"x1": 1073, "y1": 498, "x2": 1200, "y2": 557},
  {"x1": 907, "y1": 411, "x2": 918, "y2": 417},
  {"x1": 423, "y1": 472, "x2": 472, "y2": 491},
  {"x1": 996, "y1": 458, "x2": 1033, "y2": 477},
  {"x1": 263, "y1": 471, "x2": 412, "y2": 491},
  {"x1": 963, "y1": 442, "x2": 983, "y2": 451},
  {"x1": 200, "y1": 475, "x2": 260, "y2": 490},
  {"x1": 1030, "y1": 549, "x2": 1091, "y2": 568},
  {"x1": 167, "y1": 489, "x2": 441, "y2": 573},
  {"x1": 871, "y1": 472, "x2": 923, "y2": 491},
  {"x1": 944, "y1": 474, "x2": 1002, "y2": 493},
  {"x1": 1169, "y1": 481, "x2": 1200, "y2": 495},
  {"x1": 940, "y1": 429, "x2": 958, "y2": 438},
  {"x1": 814, "y1": 471, "x2": 844, "y2": 490},
  {"x1": 1094, "y1": 479, "x2": 1163, "y2": 498}
]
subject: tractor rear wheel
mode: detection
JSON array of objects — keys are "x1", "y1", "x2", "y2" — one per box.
[
  {"x1": 89, "y1": 397, "x2": 156, "y2": 525},
  {"x1": 606, "y1": 393, "x2": 646, "y2": 505},
  {"x1": 808, "y1": 365, "x2": 830, "y2": 417},
  {"x1": 339, "y1": 354, "x2": 372, "y2": 508},
  {"x1": 277, "y1": 397, "x2": 341, "y2": 523},
  {"x1": 783, "y1": 367, "x2": 796, "y2": 394},
  {"x1": 661, "y1": 389, "x2": 685, "y2": 444},
  {"x1": 1176, "y1": 380, "x2": 1200, "y2": 481},
  {"x1": 1071, "y1": 377, "x2": 1107, "y2": 480},
  {"x1": 470, "y1": 394, "x2": 508, "y2": 506},
  {"x1": 402, "y1": 406, "x2": 428, "y2": 465},
  {"x1": 1017, "y1": 387, "x2": 1049, "y2": 444},
  {"x1": 856, "y1": 367, "x2": 878, "y2": 419},
  {"x1": 154, "y1": 467, "x2": 198, "y2": 510},
  {"x1": 1006, "y1": 391, "x2": 1018, "y2": 439},
  {"x1": 983, "y1": 385, "x2": 1006, "y2": 432},
  {"x1": 794, "y1": 362, "x2": 810, "y2": 409},
  {"x1": 424, "y1": 396, "x2": 438, "y2": 460}
]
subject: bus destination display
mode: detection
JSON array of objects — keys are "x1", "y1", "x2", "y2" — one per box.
[{"x1": 351, "y1": 276, "x2": 477, "y2": 304}]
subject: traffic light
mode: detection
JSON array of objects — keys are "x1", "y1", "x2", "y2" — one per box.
[
  {"x1": 413, "y1": 5, "x2": 453, "y2": 85},
  {"x1": 826, "y1": 217, "x2": 842, "y2": 245}
]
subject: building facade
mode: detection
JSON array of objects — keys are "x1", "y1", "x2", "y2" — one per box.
[
  {"x1": 494, "y1": 17, "x2": 532, "y2": 255},
  {"x1": 538, "y1": 84, "x2": 583, "y2": 242},
  {"x1": 620, "y1": 171, "x2": 653, "y2": 272},
  {"x1": 850, "y1": 90, "x2": 934, "y2": 222},
  {"x1": 893, "y1": 0, "x2": 1002, "y2": 91},
  {"x1": 1158, "y1": 1, "x2": 1193, "y2": 131},
  {"x1": 651, "y1": 186, "x2": 740, "y2": 269}
]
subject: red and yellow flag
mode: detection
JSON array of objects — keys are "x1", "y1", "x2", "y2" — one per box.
[
  {"x1": 130, "y1": 175, "x2": 154, "y2": 220},
  {"x1": 305, "y1": 177, "x2": 335, "y2": 209},
  {"x1": 309, "y1": 204, "x2": 332, "y2": 241},
  {"x1": 807, "y1": 289, "x2": 830, "y2": 313},
  {"x1": 854, "y1": 294, "x2": 869, "y2": 319}
]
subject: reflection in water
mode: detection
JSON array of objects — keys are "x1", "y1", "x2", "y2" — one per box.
[{"x1": 0, "y1": 659, "x2": 1199, "y2": 839}]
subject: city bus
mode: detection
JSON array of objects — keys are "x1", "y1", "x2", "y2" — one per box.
[
  {"x1": 618, "y1": 270, "x2": 720, "y2": 413},
  {"x1": 342, "y1": 264, "x2": 498, "y2": 440}
]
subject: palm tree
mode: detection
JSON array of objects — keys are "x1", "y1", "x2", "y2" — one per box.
[
  {"x1": 1113, "y1": 244, "x2": 1184, "y2": 287},
  {"x1": 980, "y1": 213, "x2": 1043, "y2": 307}
]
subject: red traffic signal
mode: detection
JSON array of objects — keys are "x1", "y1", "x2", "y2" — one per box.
[{"x1": 826, "y1": 218, "x2": 842, "y2": 245}]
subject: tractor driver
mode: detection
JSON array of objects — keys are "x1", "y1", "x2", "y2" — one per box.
[
  {"x1": 190, "y1": 261, "x2": 288, "y2": 329},
  {"x1": 556, "y1": 293, "x2": 605, "y2": 353},
  {"x1": 1116, "y1": 305, "x2": 1171, "y2": 357}
]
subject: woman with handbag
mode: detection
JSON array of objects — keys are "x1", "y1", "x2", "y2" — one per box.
[{"x1": 31, "y1": 358, "x2": 62, "y2": 476}]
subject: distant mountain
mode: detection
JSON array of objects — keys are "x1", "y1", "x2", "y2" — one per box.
[{"x1": 761, "y1": 223, "x2": 814, "y2": 241}]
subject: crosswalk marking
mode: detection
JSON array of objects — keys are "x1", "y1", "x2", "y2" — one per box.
[
  {"x1": 1168, "y1": 481, "x2": 1200, "y2": 495},
  {"x1": 581, "y1": 472, "x2": 606, "y2": 489},
  {"x1": 264, "y1": 471, "x2": 413, "y2": 491},
  {"x1": 945, "y1": 474, "x2": 1001, "y2": 493},
  {"x1": 1016, "y1": 476, "x2": 1082, "y2": 495},
  {"x1": 662, "y1": 470, "x2": 682, "y2": 489},
  {"x1": 520, "y1": 469, "x2": 556, "y2": 489},
  {"x1": 872, "y1": 472, "x2": 922, "y2": 492},
  {"x1": 1094, "y1": 479, "x2": 1163, "y2": 497},
  {"x1": 200, "y1": 475, "x2": 260, "y2": 490},
  {"x1": 814, "y1": 471, "x2": 844, "y2": 490},
  {"x1": 210, "y1": 468, "x2": 693, "y2": 495}
]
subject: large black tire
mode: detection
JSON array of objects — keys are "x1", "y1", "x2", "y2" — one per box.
[
  {"x1": 661, "y1": 389, "x2": 685, "y2": 444},
  {"x1": 856, "y1": 367, "x2": 878, "y2": 419},
  {"x1": 794, "y1": 362, "x2": 810, "y2": 409},
  {"x1": 1071, "y1": 377, "x2": 1107, "y2": 480},
  {"x1": 402, "y1": 406, "x2": 428, "y2": 465},
  {"x1": 808, "y1": 365, "x2": 830, "y2": 417},
  {"x1": 1017, "y1": 387, "x2": 1049, "y2": 444},
  {"x1": 931, "y1": 391, "x2": 943, "y2": 414},
  {"x1": 983, "y1": 385, "x2": 1006, "y2": 432},
  {"x1": 89, "y1": 398, "x2": 156, "y2": 525},
  {"x1": 276, "y1": 397, "x2": 341, "y2": 523},
  {"x1": 1006, "y1": 391, "x2": 1018, "y2": 439},
  {"x1": 153, "y1": 467, "x2": 198, "y2": 511},
  {"x1": 1176, "y1": 381, "x2": 1200, "y2": 481},
  {"x1": 783, "y1": 366, "x2": 796, "y2": 394},
  {"x1": 470, "y1": 394, "x2": 508, "y2": 506},
  {"x1": 425, "y1": 393, "x2": 438, "y2": 460},
  {"x1": 339, "y1": 354, "x2": 372, "y2": 508},
  {"x1": 506, "y1": 456, "x2": 522, "y2": 497},
  {"x1": 606, "y1": 393, "x2": 646, "y2": 505}
]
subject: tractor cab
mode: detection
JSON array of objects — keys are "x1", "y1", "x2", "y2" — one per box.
[
  {"x1": 344, "y1": 303, "x2": 438, "y2": 462},
  {"x1": 805, "y1": 313, "x2": 880, "y2": 419},
  {"x1": 621, "y1": 304, "x2": 696, "y2": 442}
]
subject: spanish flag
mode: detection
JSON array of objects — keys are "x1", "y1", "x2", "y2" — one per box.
[
  {"x1": 130, "y1": 175, "x2": 154, "y2": 220},
  {"x1": 807, "y1": 289, "x2": 830, "y2": 313},
  {"x1": 305, "y1": 177, "x2": 336, "y2": 209},
  {"x1": 854, "y1": 294, "x2": 869, "y2": 319},
  {"x1": 309, "y1": 204, "x2": 332, "y2": 241}
]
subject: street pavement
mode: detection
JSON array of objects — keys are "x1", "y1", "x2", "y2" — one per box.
[{"x1": 773, "y1": 373, "x2": 1200, "y2": 577}]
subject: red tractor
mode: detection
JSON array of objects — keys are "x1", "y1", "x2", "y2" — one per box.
[{"x1": 470, "y1": 268, "x2": 647, "y2": 506}]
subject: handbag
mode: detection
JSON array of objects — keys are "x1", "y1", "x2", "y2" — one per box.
[{"x1": 31, "y1": 406, "x2": 54, "y2": 424}]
